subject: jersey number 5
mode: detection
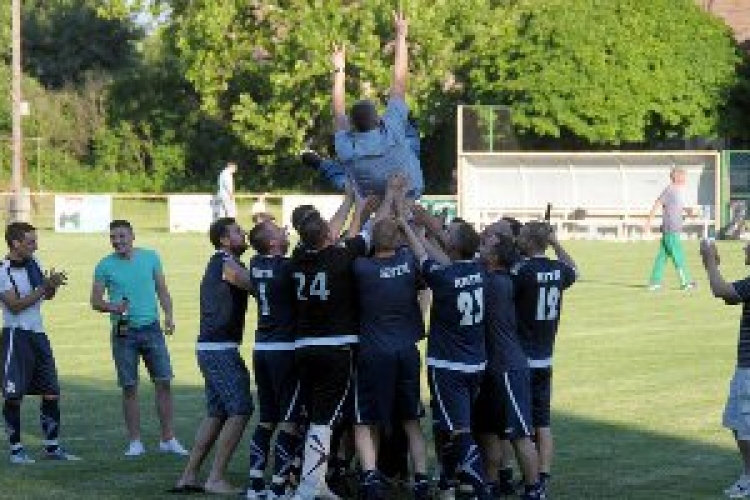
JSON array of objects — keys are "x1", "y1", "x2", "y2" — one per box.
[
  {"x1": 457, "y1": 289, "x2": 483, "y2": 326},
  {"x1": 293, "y1": 272, "x2": 331, "y2": 301},
  {"x1": 536, "y1": 286, "x2": 560, "y2": 320}
]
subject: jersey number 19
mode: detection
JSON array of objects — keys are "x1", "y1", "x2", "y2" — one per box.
[{"x1": 536, "y1": 286, "x2": 560, "y2": 321}]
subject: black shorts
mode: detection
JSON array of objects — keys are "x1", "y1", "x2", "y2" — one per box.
[
  {"x1": 197, "y1": 348, "x2": 253, "y2": 418},
  {"x1": 354, "y1": 345, "x2": 423, "y2": 425},
  {"x1": 295, "y1": 345, "x2": 354, "y2": 426},
  {"x1": 1, "y1": 328, "x2": 60, "y2": 399},
  {"x1": 530, "y1": 367, "x2": 553, "y2": 428},
  {"x1": 428, "y1": 366, "x2": 482, "y2": 432},
  {"x1": 254, "y1": 349, "x2": 302, "y2": 423},
  {"x1": 473, "y1": 368, "x2": 533, "y2": 440}
]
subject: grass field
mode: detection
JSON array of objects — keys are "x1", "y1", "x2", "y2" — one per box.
[{"x1": 0, "y1": 232, "x2": 747, "y2": 499}]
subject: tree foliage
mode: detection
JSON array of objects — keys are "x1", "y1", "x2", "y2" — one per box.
[{"x1": 2, "y1": 0, "x2": 750, "y2": 193}]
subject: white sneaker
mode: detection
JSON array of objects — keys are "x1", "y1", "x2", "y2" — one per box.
[
  {"x1": 245, "y1": 488, "x2": 265, "y2": 499},
  {"x1": 124, "y1": 440, "x2": 145, "y2": 457},
  {"x1": 10, "y1": 448, "x2": 35, "y2": 464},
  {"x1": 159, "y1": 438, "x2": 189, "y2": 456},
  {"x1": 726, "y1": 476, "x2": 750, "y2": 498}
]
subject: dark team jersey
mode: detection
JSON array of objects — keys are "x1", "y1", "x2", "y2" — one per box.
[
  {"x1": 511, "y1": 256, "x2": 577, "y2": 364},
  {"x1": 484, "y1": 270, "x2": 527, "y2": 372},
  {"x1": 353, "y1": 247, "x2": 425, "y2": 351},
  {"x1": 248, "y1": 254, "x2": 295, "y2": 348},
  {"x1": 731, "y1": 277, "x2": 750, "y2": 368},
  {"x1": 198, "y1": 251, "x2": 249, "y2": 344},
  {"x1": 290, "y1": 234, "x2": 368, "y2": 346},
  {"x1": 422, "y1": 258, "x2": 486, "y2": 371}
]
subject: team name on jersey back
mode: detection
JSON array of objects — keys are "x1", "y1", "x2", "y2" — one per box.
[{"x1": 379, "y1": 261, "x2": 411, "y2": 279}]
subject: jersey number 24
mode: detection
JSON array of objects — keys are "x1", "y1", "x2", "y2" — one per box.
[{"x1": 293, "y1": 272, "x2": 330, "y2": 301}]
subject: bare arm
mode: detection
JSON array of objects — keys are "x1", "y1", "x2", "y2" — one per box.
[
  {"x1": 328, "y1": 181, "x2": 356, "y2": 240},
  {"x1": 154, "y1": 271, "x2": 175, "y2": 334},
  {"x1": 222, "y1": 259, "x2": 256, "y2": 294},
  {"x1": 412, "y1": 204, "x2": 449, "y2": 250},
  {"x1": 332, "y1": 44, "x2": 349, "y2": 131},
  {"x1": 549, "y1": 231, "x2": 578, "y2": 273},
  {"x1": 701, "y1": 240, "x2": 741, "y2": 304},
  {"x1": 0, "y1": 284, "x2": 49, "y2": 314},
  {"x1": 90, "y1": 280, "x2": 126, "y2": 314},
  {"x1": 390, "y1": 11, "x2": 409, "y2": 100},
  {"x1": 645, "y1": 192, "x2": 663, "y2": 230}
]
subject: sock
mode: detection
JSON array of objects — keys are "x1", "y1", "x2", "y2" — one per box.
[
  {"x1": 438, "y1": 435, "x2": 458, "y2": 489},
  {"x1": 539, "y1": 471, "x2": 551, "y2": 487},
  {"x1": 413, "y1": 472, "x2": 430, "y2": 500},
  {"x1": 359, "y1": 469, "x2": 382, "y2": 500},
  {"x1": 248, "y1": 425, "x2": 274, "y2": 481},
  {"x1": 297, "y1": 424, "x2": 332, "y2": 498},
  {"x1": 3, "y1": 400, "x2": 21, "y2": 448},
  {"x1": 455, "y1": 432, "x2": 486, "y2": 497},
  {"x1": 497, "y1": 466, "x2": 515, "y2": 494},
  {"x1": 40, "y1": 399, "x2": 61, "y2": 452},
  {"x1": 273, "y1": 429, "x2": 302, "y2": 481}
]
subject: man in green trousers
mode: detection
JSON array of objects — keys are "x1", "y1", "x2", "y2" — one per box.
[{"x1": 645, "y1": 167, "x2": 696, "y2": 291}]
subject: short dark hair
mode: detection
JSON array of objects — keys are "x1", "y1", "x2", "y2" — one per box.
[
  {"x1": 5, "y1": 222, "x2": 35, "y2": 248},
  {"x1": 501, "y1": 217, "x2": 522, "y2": 237},
  {"x1": 350, "y1": 100, "x2": 379, "y2": 133},
  {"x1": 248, "y1": 221, "x2": 274, "y2": 254},
  {"x1": 291, "y1": 204, "x2": 318, "y2": 232},
  {"x1": 452, "y1": 221, "x2": 480, "y2": 260},
  {"x1": 371, "y1": 218, "x2": 400, "y2": 253},
  {"x1": 298, "y1": 212, "x2": 328, "y2": 249},
  {"x1": 520, "y1": 221, "x2": 551, "y2": 254},
  {"x1": 490, "y1": 234, "x2": 520, "y2": 268},
  {"x1": 109, "y1": 220, "x2": 133, "y2": 232},
  {"x1": 209, "y1": 217, "x2": 236, "y2": 249}
]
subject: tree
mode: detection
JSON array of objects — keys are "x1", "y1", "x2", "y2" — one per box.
[{"x1": 466, "y1": 0, "x2": 744, "y2": 147}]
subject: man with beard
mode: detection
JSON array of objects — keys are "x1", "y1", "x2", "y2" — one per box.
[{"x1": 173, "y1": 217, "x2": 254, "y2": 495}]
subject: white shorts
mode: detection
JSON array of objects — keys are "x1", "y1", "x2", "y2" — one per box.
[{"x1": 723, "y1": 368, "x2": 750, "y2": 439}]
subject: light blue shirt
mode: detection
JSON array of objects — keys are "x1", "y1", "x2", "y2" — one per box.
[
  {"x1": 94, "y1": 248, "x2": 164, "y2": 327},
  {"x1": 334, "y1": 97, "x2": 424, "y2": 197}
]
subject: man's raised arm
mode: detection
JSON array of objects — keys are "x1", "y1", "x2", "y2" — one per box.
[
  {"x1": 390, "y1": 10, "x2": 409, "y2": 100},
  {"x1": 332, "y1": 44, "x2": 349, "y2": 131}
]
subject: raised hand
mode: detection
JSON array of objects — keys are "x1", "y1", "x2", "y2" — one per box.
[
  {"x1": 393, "y1": 10, "x2": 408, "y2": 37},
  {"x1": 332, "y1": 43, "x2": 346, "y2": 71}
]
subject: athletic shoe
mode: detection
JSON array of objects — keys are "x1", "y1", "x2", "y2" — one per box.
[
  {"x1": 124, "y1": 440, "x2": 146, "y2": 457},
  {"x1": 681, "y1": 281, "x2": 697, "y2": 291},
  {"x1": 647, "y1": 283, "x2": 661, "y2": 291},
  {"x1": 245, "y1": 488, "x2": 265, "y2": 499},
  {"x1": 317, "y1": 483, "x2": 342, "y2": 500},
  {"x1": 10, "y1": 448, "x2": 35, "y2": 464},
  {"x1": 726, "y1": 476, "x2": 750, "y2": 498},
  {"x1": 159, "y1": 437, "x2": 189, "y2": 456},
  {"x1": 436, "y1": 486, "x2": 456, "y2": 500},
  {"x1": 44, "y1": 447, "x2": 81, "y2": 461}
]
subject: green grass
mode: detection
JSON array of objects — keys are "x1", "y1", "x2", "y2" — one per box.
[{"x1": 1, "y1": 233, "x2": 746, "y2": 499}]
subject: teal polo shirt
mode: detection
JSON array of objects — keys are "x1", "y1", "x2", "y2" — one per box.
[{"x1": 94, "y1": 248, "x2": 164, "y2": 327}]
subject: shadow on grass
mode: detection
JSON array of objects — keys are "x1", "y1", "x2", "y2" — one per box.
[{"x1": 0, "y1": 379, "x2": 739, "y2": 500}]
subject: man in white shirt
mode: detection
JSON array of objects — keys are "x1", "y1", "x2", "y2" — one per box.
[
  {"x1": 0, "y1": 222, "x2": 78, "y2": 464},
  {"x1": 217, "y1": 162, "x2": 238, "y2": 218}
]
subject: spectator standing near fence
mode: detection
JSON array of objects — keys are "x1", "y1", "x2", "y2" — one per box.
[
  {"x1": 90, "y1": 220, "x2": 188, "y2": 457},
  {"x1": 700, "y1": 239, "x2": 750, "y2": 499},
  {"x1": 645, "y1": 167, "x2": 696, "y2": 291},
  {"x1": 0, "y1": 222, "x2": 80, "y2": 463},
  {"x1": 217, "y1": 162, "x2": 238, "y2": 218}
]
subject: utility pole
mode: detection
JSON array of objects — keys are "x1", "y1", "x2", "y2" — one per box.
[{"x1": 10, "y1": 0, "x2": 28, "y2": 222}]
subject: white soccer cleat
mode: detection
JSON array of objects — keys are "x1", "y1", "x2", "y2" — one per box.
[
  {"x1": 159, "y1": 437, "x2": 189, "y2": 456},
  {"x1": 726, "y1": 476, "x2": 750, "y2": 499},
  {"x1": 124, "y1": 440, "x2": 146, "y2": 457}
]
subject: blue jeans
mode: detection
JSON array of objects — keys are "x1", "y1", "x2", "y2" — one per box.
[
  {"x1": 318, "y1": 120, "x2": 421, "y2": 193},
  {"x1": 111, "y1": 322, "x2": 173, "y2": 387}
]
